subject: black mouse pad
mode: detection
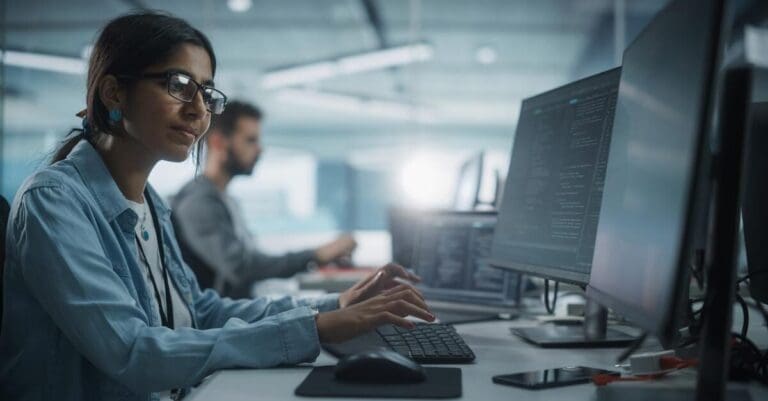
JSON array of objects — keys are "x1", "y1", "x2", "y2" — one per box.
[{"x1": 295, "y1": 366, "x2": 462, "y2": 398}]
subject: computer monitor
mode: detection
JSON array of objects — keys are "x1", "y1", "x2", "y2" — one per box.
[
  {"x1": 488, "y1": 67, "x2": 632, "y2": 347},
  {"x1": 742, "y1": 101, "x2": 768, "y2": 304},
  {"x1": 586, "y1": 0, "x2": 724, "y2": 345},
  {"x1": 453, "y1": 152, "x2": 484, "y2": 211},
  {"x1": 410, "y1": 211, "x2": 521, "y2": 323},
  {"x1": 585, "y1": 1, "x2": 751, "y2": 400},
  {"x1": 489, "y1": 67, "x2": 621, "y2": 285}
]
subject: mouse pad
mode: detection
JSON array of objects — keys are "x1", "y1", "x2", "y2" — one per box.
[{"x1": 295, "y1": 366, "x2": 462, "y2": 398}]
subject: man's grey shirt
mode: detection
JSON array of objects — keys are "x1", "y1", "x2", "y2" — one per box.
[{"x1": 171, "y1": 176, "x2": 315, "y2": 298}]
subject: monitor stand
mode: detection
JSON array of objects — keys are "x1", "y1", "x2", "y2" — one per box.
[
  {"x1": 436, "y1": 310, "x2": 518, "y2": 325},
  {"x1": 437, "y1": 310, "x2": 499, "y2": 324},
  {"x1": 511, "y1": 298, "x2": 636, "y2": 348}
]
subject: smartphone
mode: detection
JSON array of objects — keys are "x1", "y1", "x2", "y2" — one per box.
[{"x1": 492, "y1": 366, "x2": 619, "y2": 390}]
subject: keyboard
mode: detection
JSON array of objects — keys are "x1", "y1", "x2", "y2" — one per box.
[{"x1": 323, "y1": 323, "x2": 476, "y2": 364}]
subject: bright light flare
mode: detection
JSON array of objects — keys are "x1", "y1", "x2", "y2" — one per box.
[{"x1": 399, "y1": 154, "x2": 455, "y2": 209}]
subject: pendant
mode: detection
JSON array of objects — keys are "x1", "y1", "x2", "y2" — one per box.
[{"x1": 142, "y1": 230, "x2": 150, "y2": 241}]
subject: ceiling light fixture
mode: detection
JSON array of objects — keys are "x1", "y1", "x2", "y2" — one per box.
[
  {"x1": 1, "y1": 50, "x2": 86, "y2": 75},
  {"x1": 262, "y1": 42, "x2": 434, "y2": 89},
  {"x1": 227, "y1": 0, "x2": 252, "y2": 13},
  {"x1": 275, "y1": 88, "x2": 437, "y2": 122},
  {"x1": 475, "y1": 46, "x2": 498, "y2": 65}
]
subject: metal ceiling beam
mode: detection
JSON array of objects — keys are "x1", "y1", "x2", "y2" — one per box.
[{"x1": 360, "y1": 0, "x2": 387, "y2": 48}]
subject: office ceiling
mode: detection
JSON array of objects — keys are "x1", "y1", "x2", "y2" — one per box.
[{"x1": 2, "y1": 0, "x2": 669, "y2": 159}]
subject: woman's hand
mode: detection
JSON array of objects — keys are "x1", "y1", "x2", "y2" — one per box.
[
  {"x1": 338, "y1": 263, "x2": 422, "y2": 308},
  {"x1": 316, "y1": 285, "x2": 435, "y2": 343}
]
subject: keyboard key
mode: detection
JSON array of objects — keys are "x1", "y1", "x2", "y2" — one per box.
[
  {"x1": 374, "y1": 323, "x2": 475, "y2": 363},
  {"x1": 377, "y1": 325, "x2": 398, "y2": 335}
]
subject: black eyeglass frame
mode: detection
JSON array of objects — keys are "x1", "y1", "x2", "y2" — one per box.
[{"x1": 117, "y1": 71, "x2": 227, "y2": 115}]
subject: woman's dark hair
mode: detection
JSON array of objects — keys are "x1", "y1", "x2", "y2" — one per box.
[{"x1": 51, "y1": 11, "x2": 217, "y2": 164}]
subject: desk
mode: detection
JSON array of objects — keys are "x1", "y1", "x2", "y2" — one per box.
[{"x1": 185, "y1": 316, "x2": 768, "y2": 400}]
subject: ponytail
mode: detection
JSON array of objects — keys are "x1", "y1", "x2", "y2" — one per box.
[{"x1": 50, "y1": 116, "x2": 95, "y2": 165}]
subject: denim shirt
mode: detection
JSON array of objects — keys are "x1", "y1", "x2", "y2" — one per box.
[{"x1": 0, "y1": 140, "x2": 339, "y2": 401}]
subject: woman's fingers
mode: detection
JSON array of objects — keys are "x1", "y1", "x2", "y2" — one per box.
[
  {"x1": 381, "y1": 263, "x2": 421, "y2": 283},
  {"x1": 375, "y1": 311, "x2": 415, "y2": 329},
  {"x1": 384, "y1": 286, "x2": 429, "y2": 312},
  {"x1": 351, "y1": 269, "x2": 380, "y2": 291},
  {"x1": 382, "y1": 282, "x2": 425, "y2": 302},
  {"x1": 356, "y1": 271, "x2": 383, "y2": 295},
  {"x1": 386, "y1": 299, "x2": 435, "y2": 322}
]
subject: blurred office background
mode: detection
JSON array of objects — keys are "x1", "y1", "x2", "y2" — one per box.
[{"x1": 0, "y1": 0, "x2": 668, "y2": 265}]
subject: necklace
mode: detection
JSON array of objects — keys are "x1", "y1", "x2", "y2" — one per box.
[{"x1": 139, "y1": 202, "x2": 150, "y2": 241}]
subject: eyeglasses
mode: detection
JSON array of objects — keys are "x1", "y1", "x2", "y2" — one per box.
[{"x1": 119, "y1": 71, "x2": 227, "y2": 115}]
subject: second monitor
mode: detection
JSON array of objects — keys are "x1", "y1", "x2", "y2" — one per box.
[
  {"x1": 489, "y1": 67, "x2": 635, "y2": 347},
  {"x1": 410, "y1": 211, "x2": 521, "y2": 323}
]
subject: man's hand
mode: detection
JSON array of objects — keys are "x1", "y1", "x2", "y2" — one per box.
[{"x1": 314, "y1": 234, "x2": 357, "y2": 265}]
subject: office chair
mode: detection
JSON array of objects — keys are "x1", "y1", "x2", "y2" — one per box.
[{"x1": 0, "y1": 195, "x2": 10, "y2": 333}]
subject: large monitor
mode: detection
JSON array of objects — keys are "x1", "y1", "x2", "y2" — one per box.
[
  {"x1": 453, "y1": 152, "x2": 484, "y2": 211},
  {"x1": 489, "y1": 67, "x2": 621, "y2": 285},
  {"x1": 741, "y1": 101, "x2": 768, "y2": 304},
  {"x1": 410, "y1": 211, "x2": 521, "y2": 322},
  {"x1": 586, "y1": 0, "x2": 724, "y2": 345}
]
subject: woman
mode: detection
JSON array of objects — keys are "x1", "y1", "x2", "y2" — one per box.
[{"x1": 0, "y1": 12, "x2": 433, "y2": 401}]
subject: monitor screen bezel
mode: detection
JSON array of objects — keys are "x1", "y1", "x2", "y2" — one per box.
[{"x1": 488, "y1": 67, "x2": 622, "y2": 287}]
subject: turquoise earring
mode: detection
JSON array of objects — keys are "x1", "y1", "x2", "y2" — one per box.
[{"x1": 108, "y1": 109, "x2": 122, "y2": 124}]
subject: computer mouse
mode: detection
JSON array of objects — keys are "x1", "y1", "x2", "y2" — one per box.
[{"x1": 334, "y1": 348, "x2": 427, "y2": 383}]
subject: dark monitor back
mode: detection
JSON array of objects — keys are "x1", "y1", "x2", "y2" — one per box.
[
  {"x1": 489, "y1": 67, "x2": 621, "y2": 285},
  {"x1": 388, "y1": 207, "x2": 422, "y2": 268},
  {"x1": 453, "y1": 153, "x2": 484, "y2": 211},
  {"x1": 586, "y1": 0, "x2": 723, "y2": 344},
  {"x1": 412, "y1": 211, "x2": 521, "y2": 308},
  {"x1": 743, "y1": 101, "x2": 768, "y2": 303}
]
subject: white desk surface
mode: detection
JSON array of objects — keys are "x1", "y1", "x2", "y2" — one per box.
[{"x1": 185, "y1": 315, "x2": 768, "y2": 401}]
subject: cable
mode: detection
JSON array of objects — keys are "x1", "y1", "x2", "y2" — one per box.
[
  {"x1": 730, "y1": 332, "x2": 768, "y2": 385},
  {"x1": 735, "y1": 293, "x2": 749, "y2": 338},
  {"x1": 543, "y1": 280, "x2": 559, "y2": 315},
  {"x1": 754, "y1": 299, "x2": 768, "y2": 331},
  {"x1": 594, "y1": 354, "x2": 699, "y2": 386},
  {"x1": 615, "y1": 332, "x2": 648, "y2": 364},
  {"x1": 737, "y1": 269, "x2": 768, "y2": 285},
  {"x1": 671, "y1": 267, "x2": 768, "y2": 385},
  {"x1": 689, "y1": 249, "x2": 706, "y2": 290}
]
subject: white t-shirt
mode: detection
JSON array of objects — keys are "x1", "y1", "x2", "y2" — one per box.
[
  {"x1": 128, "y1": 199, "x2": 192, "y2": 401},
  {"x1": 127, "y1": 199, "x2": 192, "y2": 330}
]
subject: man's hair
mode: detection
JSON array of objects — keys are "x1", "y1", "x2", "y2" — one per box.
[{"x1": 209, "y1": 100, "x2": 263, "y2": 138}]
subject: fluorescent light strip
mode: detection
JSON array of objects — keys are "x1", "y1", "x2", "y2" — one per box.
[
  {"x1": 337, "y1": 43, "x2": 434, "y2": 75},
  {"x1": 1, "y1": 50, "x2": 86, "y2": 75},
  {"x1": 262, "y1": 42, "x2": 434, "y2": 89},
  {"x1": 276, "y1": 88, "x2": 437, "y2": 122}
]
